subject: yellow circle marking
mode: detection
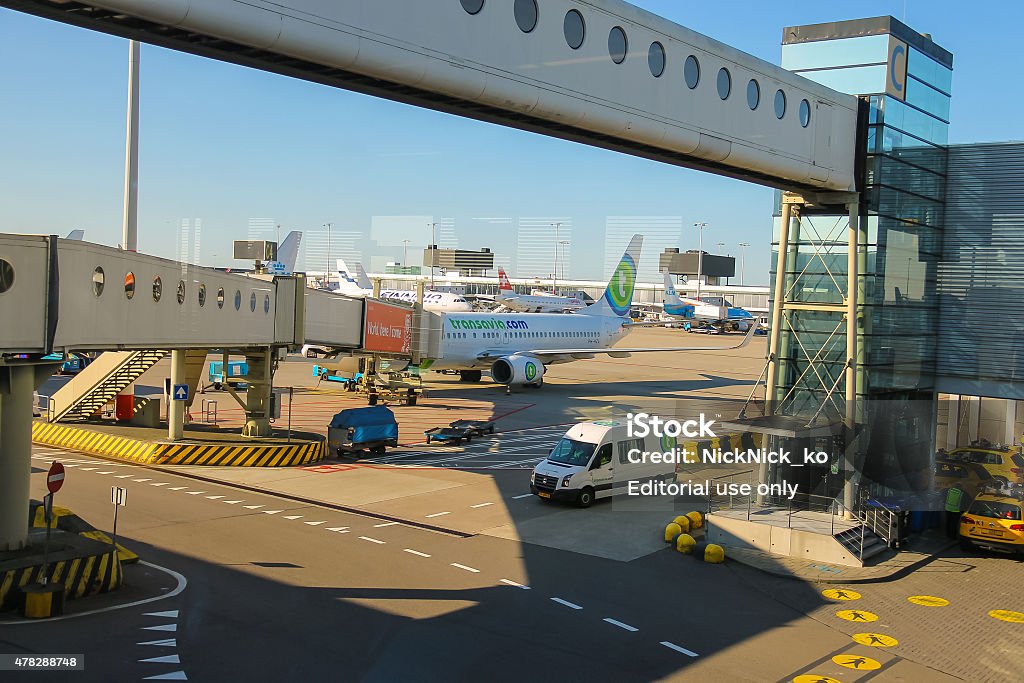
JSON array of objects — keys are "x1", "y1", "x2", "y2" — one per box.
[
  {"x1": 836, "y1": 609, "x2": 878, "y2": 623},
  {"x1": 989, "y1": 610, "x2": 1024, "y2": 623},
  {"x1": 832, "y1": 655, "x2": 881, "y2": 671},
  {"x1": 822, "y1": 588, "x2": 861, "y2": 601},
  {"x1": 852, "y1": 633, "x2": 898, "y2": 648},
  {"x1": 907, "y1": 595, "x2": 949, "y2": 607},
  {"x1": 793, "y1": 676, "x2": 843, "y2": 683}
]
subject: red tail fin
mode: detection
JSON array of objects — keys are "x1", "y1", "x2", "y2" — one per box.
[{"x1": 498, "y1": 268, "x2": 512, "y2": 290}]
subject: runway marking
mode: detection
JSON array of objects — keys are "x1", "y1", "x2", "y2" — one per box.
[
  {"x1": 80, "y1": 467, "x2": 97, "y2": 471},
  {"x1": 133, "y1": 478, "x2": 151, "y2": 482},
  {"x1": 451, "y1": 563, "x2": 480, "y2": 573},
  {"x1": 512, "y1": 494, "x2": 533, "y2": 499},
  {"x1": 151, "y1": 482, "x2": 169, "y2": 487},
  {"x1": 96, "y1": 471, "x2": 114, "y2": 475},
  {"x1": 205, "y1": 495, "x2": 225, "y2": 500},
  {"x1": 143, "y1": 672, "x2": 187, "y2": 681},
  {"x1": 185, "y1": 491, "x2": 204, "y2": 495},
  {"x1": 282, "y1": 515, "x2": 303, "y2": 520},
  {"x1": 63, "y1": 464, "x2": 80, "y2": 468},
  {"x1": 326, "y1": 527, "x2": 350, "y2": 533},
  {"x1": 115, "y1": 474, "x2": 133, "y2": 478},
  {"x1": 550, "y1": 597, "x2": 582, "y2": 610},
  {"x1": 603, "y1": 618, "x2": 638, "y2": 632},
  {"x1": 404, "y1": 549, "x2": 431, "y2": 558},
  {"x1": 142, "y1": 623, "x2": 178, "y2": 632},
  {"x1": 500, "y1": 579, "x2": 530, "y2": 590},
  {"x1": 223, "y1": 500, "x2": 243, "y2": 504},
  {"x1": 140, "y1": 654, "x2": 180, "y2": 664},
  {"x1": 304, "y1": 520, "x2": 326, "y2": 526},
  {"x1": 425, "y1": 511, "x2": 450, "y2": 518},
  {"x1": 262, "y1": 510, "x2": 282, "y2": 515},
  {"x1": 359, "y1": 536, "x2": 386, "y2": 544},
  {"x1": 660, "y1": 641, "x2": 698, "y2": 657},
  {"x1": 144, "y1": 610, "x2": 179, "y2": 618},
  {"x1": 470, "y1": 502, "x2": 494, "y2": 508},
  {"x1": 167, "y1": 486, "x2": 187, "y2": 490},
  {"x1": 243, "y1": 505, "x2": 264, "y2": 509},
  {"x1": 374, "y1": 521, "x2": 399, "y2": 527},
  {"x1": 138, "y1": 639, "x2": 176, "y2": 647}
]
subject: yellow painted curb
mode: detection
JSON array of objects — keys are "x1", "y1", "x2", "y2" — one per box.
[
  {"x1": 32, "y1": 421, "x2": 325, "y2": 467},
  {"x1": 0, "y1": 547, "x2": 122, "y2": 612}
]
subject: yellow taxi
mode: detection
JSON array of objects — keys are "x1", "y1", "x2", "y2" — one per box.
[
  {"x1": 947, "y1": 446, "x2": 1024, "y2": 485},
  {"x1": 959, "y1": 488, "x2": 1024, "y2": 555}
]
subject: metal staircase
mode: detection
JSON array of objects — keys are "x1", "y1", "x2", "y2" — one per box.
[
  {"x1": 48, "y1": 350, "x2": 169, "y2": 422},
  {"x1": 833, "y1": 525, "x2": 889, "y2": 562}
]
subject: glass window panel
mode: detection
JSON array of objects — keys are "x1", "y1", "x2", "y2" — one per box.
[
  {"x1": 781, "y1": 35, "x2": 889, "y2": 71},
  {"x1": 795, "y1": 64, "x2": 887, "y2": 95},
  {"x1": 880, "y1": 99, "x2": 948, "y2": 146},
  {"x1": 905, "y1": 77, "x2": 950, "y2": 122},
  {"x1": 907, "y1": 47, "x2": 952, "y2": 94}
]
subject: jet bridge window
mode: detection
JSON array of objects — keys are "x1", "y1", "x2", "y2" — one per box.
[
  {"x1": 799, "y1": 99, "x2": 811, "y2": 127},
  {"x1": 514, "y1": 0, "x2": 538, "y2": 33},
  {"x1": 198, "y1": 284, "x2": 207, "y2": 307},
  {"x1": 460, "y1": 0, "x2": 484, "y2": 15},
  {"x1": 608, "y1": 26, "x2": 627, "y2": 64},
  {"x1": 217, "y1": 288, "x2": 225, "y2": 309},
  {"x1": 91, "y1": 267, "x2": 104, "y2": 297},
  {"x1": 684, "y1": 55, "x2": 700, "y2": 89},
  {"x1": 717, "y1": 68, "x2": 731, "y2": 100},
  {"x1": 563, "y1": 9, "x2": 585, "y2": 49},
  {"x1": 747, "y1": 79, "x2": 760, "y2": 110},
  {"x1": 648, "y1": 41, "x2": 665, "y2": 78},
  {"x1": 152, "y1": 276, "x2": 162, "y2": 302},
  {"x1": 124, "y1": 272, "x2": 136, "y2": 300},
  {"x1": 775, "y1": 89, "x2": 787, "y2": 119}
]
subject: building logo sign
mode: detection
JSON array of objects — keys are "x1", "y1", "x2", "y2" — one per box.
[{"x1": 886, "y1": 36, "x2": 908, "y2": 101}]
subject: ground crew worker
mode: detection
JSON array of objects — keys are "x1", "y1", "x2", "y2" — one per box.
[{"x1": 945, "y1": 484, "x2": 964, "y2": 538}]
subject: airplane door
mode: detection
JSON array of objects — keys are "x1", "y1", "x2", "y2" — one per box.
[{"x1": 500, "y1": 329, "x2": 510, "y2": 346}]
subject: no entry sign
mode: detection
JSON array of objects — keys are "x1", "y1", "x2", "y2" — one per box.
[{"x1": 46, "y1": 461, "x2": 65, "y2": 494}]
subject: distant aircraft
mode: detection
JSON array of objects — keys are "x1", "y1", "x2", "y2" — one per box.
[
  {"x1": 490, "y1": 267, "x2": 586, "y2": 313},
  {"x1": 659, "y1": 272, "x2": 755, "y2": 332},
  {"x1": 264, "y1": 230, "x2": 302, "y2": 274},
  {"x1": 66, "y1": 229, "x2": 85, "y2": 241},
  {"x1": 334, "y1": 260, "x2": 473, "y2": 312},
  {"x1": 421, "y1": 234, "x2": 755, "y2": 388}
]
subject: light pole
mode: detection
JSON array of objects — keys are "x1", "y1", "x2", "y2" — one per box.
[
  {"x1": 323, "y1": 223, "x2": 332, "y2": 285},
  {"x1": 738, "y1": 242, "x2": 751, "y2": 285},
  {"x1": 428, "y1": 222, "x2": 438, "y2": 288},
  {"x1": 716, "y1": 241, "x2": 725, "y2": 255},
  {"x1": 693, "y1": 222, "x2": 707, "y2": 301},
  {"x1": 551, "y1": 222, "x2": 561, "y2": 293},
  {"x1": 559, "y1": 240, "x2": 570, "y2": 283}
]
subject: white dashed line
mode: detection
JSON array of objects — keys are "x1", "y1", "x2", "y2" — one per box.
[
  {"x1": 425, "y1": 511, "x2": 450, "y2": 518},
  {"x1": 223, "y1": 500, "x2": 243, "y2": 504},
  {"x1": 603, "y1": 618, "x2": 638, "y2": 632},
  {"x1": 96, "y1": 471, "x2": 114, "y2": 475},
  {"x1": 373, "y1": 521, "x2": 399, "y2": 527},
  {"x1": 185, "y1": 491, "x2": 204, "y2": 496},
  {"x1": 660, "y1": 641, "x2": 698, "y2": 657},
  {"x1": 262, "y1": 510, "x2": 282, "y2": 515},
  {"x1": 139, "y1": 654, "x2": 181, "y2": 664},
  {"x1": 550, "y1": 597, "x2": 582, "y2": 610},
  {"x1": 450, "y1": 563, "x2": 480, "y2": 573},
  {"x1": 282, "y1": 515, "x2": 303, "y2": 520},
  {"x1": 243, "y1": 505, "x2": 263, "y2": 509},
  {"x1": 470, "y1": 502, "x2": 494, "y2": 508},
  {"x1": 133, "y1": 478, "x2": 151, "y2": 482},
  {"x1": 142, "y1": 623, "x2": 177, "y2": 632},
  {"x1": 359, "y1": 536, "x2": 386, "y2": 544},
  {"x1": 167, "y1": 486, "x2": 187, "y2": 490},
  {"x1": 511, "y1": 494, "x2": 533, "y2": 499},
  {"x1": 304, "y1": 521, "x2": 326, "y2": 526},
  {"x1": 142, "y1": 672, "x2": 187, "y2": 680},
  {"x1": 80, "y1": 467, "x2": 97, "y2": 471},
  {"x1": 150, "y1": 482, "x2": 169, "y2": 487},
  {"x1": 137, "y1": 639, "x2": 176, "y2": 647},
  {"x1": 206, "y1": 495, "x2": 225, "y2": 500},
  {"x1": 499, "y1": 579, "x2": 530, "y2": 590},
  {"x1": 403, "y1": 549, "x2": 431, "y2": 558},
  {"x1": 144, "y1": 610, "x2": 178, "y2": 618},
  {"x1": 326, "y1": 527, "x2": 350, "y2": 533},
  {"x1": 63, "y1": 464, "x2": 80, "y2": 468}
]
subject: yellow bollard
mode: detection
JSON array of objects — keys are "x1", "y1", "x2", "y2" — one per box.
[
  {"x1": 686, "y1": 511, "x2": 704, "y2": 529},
  {"x1": 664, "y1": 522, "x2": 682, "y2": 543},
  {"x1": 704, "y1": 543, "x2": 725, "y2": 563},
  {"x1": 672, "y1": 516, "x2": 692, "y2": 533},
  {"x1": 676, "y1": 533, "x2": 696, "y2": 554}
]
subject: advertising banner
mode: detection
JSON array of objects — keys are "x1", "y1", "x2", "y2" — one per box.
[{"x1": 363, "y1": 300, "x2": 413, "y2": 354}]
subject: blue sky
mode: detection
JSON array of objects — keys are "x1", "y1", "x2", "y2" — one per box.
[{"x1": 1, "y1": 1, "x2": 1020, "y2": 285}]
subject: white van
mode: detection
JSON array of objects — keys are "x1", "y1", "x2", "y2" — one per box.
[{"x1": 530, "y1": 420, "x2": 676, "y2": 507}]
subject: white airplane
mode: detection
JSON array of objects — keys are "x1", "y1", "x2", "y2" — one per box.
[
  {"x1": 659, "y1": 273, "x2": 756, "y2": 332},
  {"x1": 492, "y1": 267, "x2": 586, "y2": 313},
  {"x1": 334, "y1": 260, "x2": 473, "y2": 312},
  {"x1": 420, "y1": 235, "x2": 755, "y2": 387},
  {"x1": 264, "y1": 231, "x2": 302, "y2": 275}
]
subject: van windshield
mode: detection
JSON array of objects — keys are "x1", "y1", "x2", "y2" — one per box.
[{"x1": 548, "y1": 438, "x2": 597, "y2": 467}]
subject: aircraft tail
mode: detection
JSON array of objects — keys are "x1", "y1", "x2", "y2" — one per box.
[
  {"x1": 335, "y1": 260, "x2": 365, "y2": 295},
  {"x1": 498, "y1": 267, "x2": 513, "y2": 291},
  {"x1": 580, "y1": 234, "x2": 642, "y2": 317},
  {"x1": 66, "y1": 229, "x2": 85, "y2": 241},
  {"x1": 277, "y1": 231, "x2": 302, "y2": 272},
  {"x1": 663, "y1": 272, "x2": 683, "y2": 305},
  {"x1": 354, "y1": 263, "x2": 373, "y2": 290}
]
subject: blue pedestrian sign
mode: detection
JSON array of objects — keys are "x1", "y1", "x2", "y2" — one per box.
[{"x1": 173, "y1": 384, "x2": 189, "y2": 401}]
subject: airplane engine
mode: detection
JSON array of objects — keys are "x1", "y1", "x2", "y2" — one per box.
[{"x1": 491, "y1": 355, "x2": 545, "y2": 387}]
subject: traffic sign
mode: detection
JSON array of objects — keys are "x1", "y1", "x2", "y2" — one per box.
[
  {"x1": 111, "y1": 486, "x2": 127, "y2": 507},
  {"x1": 46, "y1": 461, "x2": 65, "y2": 494},
  {"x1": 173, "y1": 384, "x2": 189, "y2": 401}
]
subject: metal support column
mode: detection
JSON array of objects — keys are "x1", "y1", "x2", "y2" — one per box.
[
  {"x1": 843, "y1": 199, "x2": 861, "y2": 518},
  {"x1": 168, "y1": 349, "x2": 185, "y2": 441},
  {"x1": 0, "y1": 365, "x2": 34, "y2": 550},
  {"x1": 242, "y1": 348, "x2": 273, "y2": 438},
  {"x1": 764, "y1": 201, "x2": 793, "y2": 413}
]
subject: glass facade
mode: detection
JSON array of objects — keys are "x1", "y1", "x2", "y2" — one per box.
[{"x1": 772, "y1": 19, "x2": 953, "y2": 503}]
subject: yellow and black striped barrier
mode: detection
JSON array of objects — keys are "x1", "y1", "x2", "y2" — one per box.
[
  {"x1": 32, "y1": 421, "x2": 325, "y2": 467},
  {"x1": 0, "y1": 546, "x2": 122, "y2": 613},
  {"x1": 29, "y1": 501, "x2": 139, "y2": 564}
]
